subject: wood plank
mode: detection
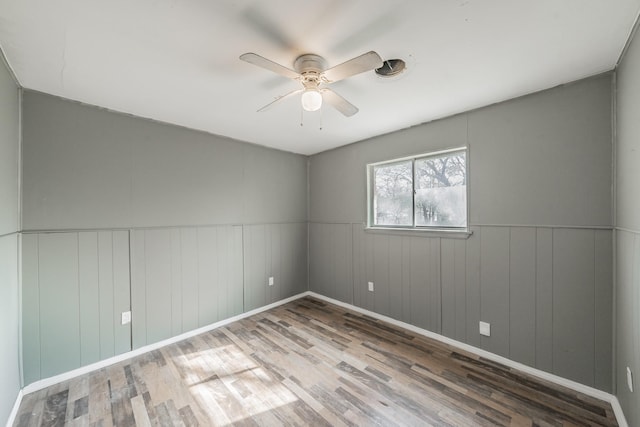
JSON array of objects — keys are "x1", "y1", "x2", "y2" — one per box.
[
  {"x1": 197, "y1": 226, "x2": 219, "y2": 326},
  {"x1": 594, "y1": 230, "x2": 613, "y2": 392},
  {"x1": 21, "y1": 234, "x2": 41, "y2": 384},
  {"x1": 39, "y1": 233, "x2": 81, "y2": 378},
  {"x1": 465, "y1": 227, "x2": 481, "y2": 347},
  {"x1": 78, "y1": 232, "x2": 100, "y2": 366},
  {"x1": 180, "y1": 228, "x2": 199, "y2": 332},
  {"x1": 553, "y1": 229, "x2": 595, "y2": 386},
  {"x1": 509, "y1": 227, "x2": 536, "y2": 366},
  {"x1": 98, "y1": 231, "x2": 115, "y2": 359},
  {"x1": 479, "y1": 226, "x2": 510, "y2": 357},
  {"x1": 143, "y1": 229, "x2": 173, "y2": 345},
  {"x1": 113, "y1": 230, "x2": 132, "y2": 356},
  {"x1": 129, "y1": 230, "x2": 147, "y2": 349},
  {"x1": 535, "y1": 227, "x2": 554, "y2": 372}
]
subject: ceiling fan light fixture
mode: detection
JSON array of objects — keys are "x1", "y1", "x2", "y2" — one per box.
[{"x1": 301, "y1": 89, "x2": 322, "y2": 111}]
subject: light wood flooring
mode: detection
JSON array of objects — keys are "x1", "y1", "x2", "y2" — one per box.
[{"x1": 14, "y1": 297, "x2": 618, "y2": 426}]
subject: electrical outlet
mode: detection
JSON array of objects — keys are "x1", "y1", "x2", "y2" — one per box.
[
  {"x1": 627, "y1": 367, "x2": 634, "y2": 392},
  {"x1": 368, "y1": 281, "x2": 374, "y2": 292},
  {"x1": 268, "y1": 276, "x2": 274, "y2": 286},
  {"x1": 121, "y1": 311, "x2": 132, "y2": 325},
  {"x1": 479, "y1": 321, "x2": 491, "y2": 337}
]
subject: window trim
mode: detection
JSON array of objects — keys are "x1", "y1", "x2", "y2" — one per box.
[{"x1": 366, "y1": 146, "x2": 469, "y2": 232}]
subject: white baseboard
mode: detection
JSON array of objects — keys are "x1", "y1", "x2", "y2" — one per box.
[
  {"x1": 22, "y1": 292, "x2": 311, "y2": 395},
  {"x1": 306, "y1": 292, "x2": 629, "y2": 427},
  {"x1": 5, "y1": 389, "x2": 23, "y2": 427}
]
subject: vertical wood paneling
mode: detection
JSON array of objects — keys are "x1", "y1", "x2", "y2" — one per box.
[
  {"x1": 428, "y1": 238, "x2": 441, "y2": 332},
  {"x1": 465, "y1": 227, "x2": 481, "y2": 346},
  {"x1": 78, "y1": 232, "x2": 100, "y2": 365},
  {"x1": 270, "y1": 224, "x2": 282, "y2": 303},
  {"x1": 130, "y1": 230, "x2": 146, "y2": 350},
  {"x1": 400, "y1": 236, "x2": 412, "y2": 324},
  {"x1": 112, "y1": 231, "x2": 131, "y2": 356},
  {"x1": 553, "y1": 229, "x2": 595, "y2": 386},
  {"x1": 21, "y1": 234, "x2": 41, "y2": 384},
  {"x1": 142, "y1": 229, "x2": 173, "y2": 345},
  {"x1": 230, "y1": 225, "x2": 244, "y2": 315},
  {"x1": 509, "y1": 227, "x2": 536, "y2": 366},
  {"x1": 24, "y1": 231, "x2": 132, "y2": 382},
  {"x1": 334, "y1": 224, "x2": 353, "y2": 304},
  {"x1": 180, "y1": 228, "x2": 199, "y2": 332},
  {"x1": 363, "y1": 228, "x2": 375, "y2": 311},
  {"x1": 308, "y1": 223, "x2": 322, "y2": 295},
  {"x1": 350, "y1": 224, "x2": 365, "y2": 307},
  {"x1": 197, "y1": 227, "x2": 219, "y2": 326},
  {"x1": 409, "y1": 237, "x2": 429, "y2": 329},
  {"x1": 535, "y1": 228, "x2": 554, "y2": 372},
  {"x1": 594, "y1": 230, "x2": 613, "y2": 392},
  {"x1": 38, "y1": 233, "x2": 80, "y2": 378},
  {"x1": 453, "y1": 239, "x2": 467, "y2": 341},
  {"x1": 170, "y1": 229, "x2": 183, "y2": 336},
  {"x1": 97, "y1": 231, "x2": 115, "y2": 359},
  {"x1": 441, "y1": 239, "x2": 456, "y2": 338},
  {"x1": 480, "y1": 227, "x2": 510, "y2": 357},
  {"x1": 216, "y1": 226, "x2": 230, "y2": 319},
  {"x1": 373, "y1": 234, "x2": 390, "y2": 316},
  {"x1": 388, "y1": 235, "x2": 402, "y2": 320},
  {"x1": 243, "y1": 225, "x2": 266, "y2": 311},
  {"x1": 131, "y1": 225, "x2": 246, "y2": 347}
]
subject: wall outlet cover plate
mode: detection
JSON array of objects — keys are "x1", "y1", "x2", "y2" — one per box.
[
  {"x1": 479, "y1": 321, "x2": 491, "y2": 337},
  {"x1": 121, "y1": 311, "x2": 132, "y2": 325}
]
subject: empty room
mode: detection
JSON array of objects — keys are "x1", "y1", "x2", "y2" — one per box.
[{"x1": 1, "y1": 1, "x2": 640, "y2": 426}]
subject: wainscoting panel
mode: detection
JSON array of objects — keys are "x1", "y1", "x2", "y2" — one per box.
[
  {"x1": 508, "y1": 227, "x2": 537, "y2": 367},
  {"x1": 615, "y1": 229, "x2": 640, "y2": 425},
  {"x1": 130, "y1": 225, "x2": 244, "y2": 348},
  {"x1": 22, "y1": 231, "x2": 131, "y2": 383},
  {"x1": 535, "y1": 228, "x2": 554, "y2": 373},
  {"x1": 308, "y1": 222, "x2": 613, "y2": 391},
  {"x1": 243, "y1": 223, "x2": 308, "y2": 311},
  {"x1": 347, "y1": 225, "x2": 442, "y2": 332},
  {"x1": 309, "y1": 223, "x2": 353, "y2": 304},
  {"x1": 552, "y1": 229, "x2": 596, "y2": 386}
]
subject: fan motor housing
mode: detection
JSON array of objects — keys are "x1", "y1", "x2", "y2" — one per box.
[{"x1": 294, "y1": 54, "x2": 327, "y2": 74}]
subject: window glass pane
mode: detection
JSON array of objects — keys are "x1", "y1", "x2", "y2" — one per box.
[
  {"x1": 373, "y1": 161, "x2": 413, "y2": 226},
  {"x1": 414, "y1": 151, "x2": 466, "y2": 227}
]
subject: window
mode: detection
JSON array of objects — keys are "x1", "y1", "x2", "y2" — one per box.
[{"x1": 368, "y1": 148, "x2": 467, "y2": 230}]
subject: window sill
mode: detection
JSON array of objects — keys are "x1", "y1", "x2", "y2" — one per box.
[{"x1": 364, "y1": 227, "x2": 473, "y2": 239}]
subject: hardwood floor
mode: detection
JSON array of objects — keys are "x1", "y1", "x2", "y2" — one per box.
[{"x1": 14, "y1": 297, "x2": 618, "y2": 426}]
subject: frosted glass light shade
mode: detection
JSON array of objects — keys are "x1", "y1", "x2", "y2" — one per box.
[{"x1": 301, "y1": 89, "x2": 322, "y2": 111}]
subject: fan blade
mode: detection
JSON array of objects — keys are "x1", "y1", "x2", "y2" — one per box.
[
  {"x1": 240, "y1": 53, "x2": 300, "y2": 80},
  {"x1": 321, "y1": 89, "x2": 359, "y2": 117},
  {"x1": 322, "y1": 51, "x2": 383, "y2": 83},
  {"x1": 257, "y1": 88, "x2": 304, "y2": 112}
]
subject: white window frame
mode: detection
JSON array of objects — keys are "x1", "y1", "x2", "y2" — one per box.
[{"x1": 366, "y1": 146, "x2": 469, "y2": 233}]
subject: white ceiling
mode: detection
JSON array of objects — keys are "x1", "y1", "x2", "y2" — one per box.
[{"x1": 1, "y1": 1, "x2": 639, "y2": 155}]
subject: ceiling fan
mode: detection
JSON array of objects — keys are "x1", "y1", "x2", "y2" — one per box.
[{"x1": 239, "y1": 51, "x2": 383, "y2": 117}]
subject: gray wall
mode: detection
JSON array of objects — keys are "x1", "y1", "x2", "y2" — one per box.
[
  {"x1": 22, "y1": 92, "x2": 307, "y2": 230},
  {"x1": 309, "y1": 74, "x2": 614, "y2": 391},
  {"x1": 615, "y1": 22, "x2": 640, "y2": 426},
  {"x1": 20, "y1": 92, "x2": 308, "y2": 384},
  {"x1": 0, "y1": 53, "x2": 21, "y2": 425}
]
